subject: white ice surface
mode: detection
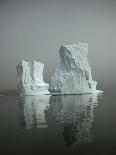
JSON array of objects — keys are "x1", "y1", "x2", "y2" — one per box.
[
  {"x1": 16, "y1": 60, "x2": 50, "y2": 95},
  {"x1": 50, "y1": 43, "x2": 98, "y2": 94}
]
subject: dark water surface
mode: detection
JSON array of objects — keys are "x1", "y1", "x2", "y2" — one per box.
[{"x1": 0, "y1": 91, "x2": 116, "y2": 155}]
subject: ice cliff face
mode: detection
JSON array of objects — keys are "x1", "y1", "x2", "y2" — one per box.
[
  {"x1": 16, "y1": 60, "x2": 50, "y2": 95},
  {"x1": 50, "y1": 43, "x2": 97, "y2": 94}
]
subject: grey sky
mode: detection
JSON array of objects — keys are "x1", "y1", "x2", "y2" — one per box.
[{"x1": 0, "y1": 0, "x2": 116, "y2": 90}]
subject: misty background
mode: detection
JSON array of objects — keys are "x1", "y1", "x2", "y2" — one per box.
[{"x1": 0, "y1": 0, "x2": 116, "y2": 91}]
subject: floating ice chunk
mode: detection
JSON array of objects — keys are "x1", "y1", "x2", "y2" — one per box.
[
  {"x1": 50, "y1": 43, "x2": 98, "y2": 94},
  {"x1": 16, "y1": 60, "x2": 50, "y2": 95}
]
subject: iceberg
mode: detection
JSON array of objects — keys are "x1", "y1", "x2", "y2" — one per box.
[
  {"x1": 50, "y1": 43, "x2": 98, "y2": 94},
  {"x1": 16, "y1": 60, "x2": 50, "y2": 95}
]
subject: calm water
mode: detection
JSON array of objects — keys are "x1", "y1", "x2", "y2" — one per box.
[{"x1": 0, "y1": 91, "x2": 116, "y2": 155}]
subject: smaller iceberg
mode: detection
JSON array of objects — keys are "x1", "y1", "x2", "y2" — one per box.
[{"x1": 16, "y1": 60, "x2": 50, "y2": 96}]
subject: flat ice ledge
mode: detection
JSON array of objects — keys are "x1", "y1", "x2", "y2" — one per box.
[
  {"x1": 16, "y1": 60, "x2": 50, "y2": 96},
  {"x1": 93, "y1": 90, "x2": 103, "y2": 94},
  {"x1": 20, "y1": 90, "x2": 50, "y2": 96},
  {"x1": 50, "y1": 90, "x2": 103, "y2": 96}
]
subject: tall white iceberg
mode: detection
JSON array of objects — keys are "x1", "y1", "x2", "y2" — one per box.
[
  {"x1": 16, "y1": 60, "x2": 50, "y2": 95},
  {"x1": 50, "y1": 43, "x2": 97, "y2": 94}
]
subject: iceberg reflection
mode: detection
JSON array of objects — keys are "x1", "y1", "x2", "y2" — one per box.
[
  {"x1": 50, "y1": 94, "x2": 99, "y2": 148},
  {"x1": 19, "y1": 95, "x2": 50, "y2": 129},
  {"x1": 18, "y1": 92, "x2": 102, "y2": 148}
]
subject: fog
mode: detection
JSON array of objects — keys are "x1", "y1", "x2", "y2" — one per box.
[{"x1": 0, "y1": 0, "x2": 116, "y2": 90}]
